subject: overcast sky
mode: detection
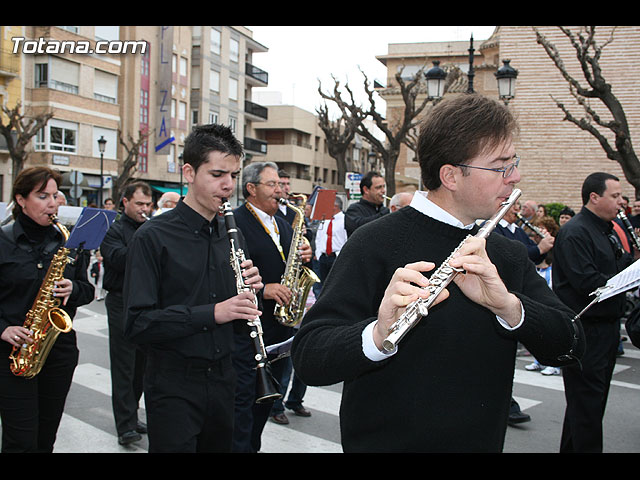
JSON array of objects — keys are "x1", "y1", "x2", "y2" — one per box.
[{"x1": 245, "y1": 26, "x2": 497, "y2": 114}]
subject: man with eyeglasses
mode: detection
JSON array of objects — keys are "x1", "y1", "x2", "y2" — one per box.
[
  {"x1": 231, "y1": 161, "x2": 312, "y2": 453},
  {"x1": 553, "y1": 171, "x2": 634, "y2": 453},
  {"x1": 292, "y1": 93, "x2": 584, "y2": 452}
]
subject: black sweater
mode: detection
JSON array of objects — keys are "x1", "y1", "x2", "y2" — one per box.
[{"x1": 292, "y1": 206, "x2": 584, "y2": 452}]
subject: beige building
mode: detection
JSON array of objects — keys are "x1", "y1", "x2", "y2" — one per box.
[
  {"x1": 0, "y1": 26, "x2": 24, "y2": 202},
  {"x1": 376, "y1": 26, "x2": 640, "y2": 211},
  {"x1": 1, "y1": 25, "x2": 269, "y2": 206},
  {"x1": 252, "y1": 104, "x2": 378, "y2": 198}
]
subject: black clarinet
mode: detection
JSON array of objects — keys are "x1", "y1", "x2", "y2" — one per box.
[
  {"x1": 220, "y1": 199, "x2": 282, "y2": 404},
  {"x1": 617, "y1": 208, "x2": 640, "y2": 251}
]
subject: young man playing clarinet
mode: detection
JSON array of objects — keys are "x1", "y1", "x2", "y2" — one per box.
[
  {"x1": 123, "y1": 124, "x2": 263, "y2": 453},
  {"x1": 292, "y1": 93, "x2": 585, "y2": 453}
]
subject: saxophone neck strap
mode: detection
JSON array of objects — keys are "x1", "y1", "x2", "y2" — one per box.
[{"x1": 245, "y1": 202, "x2": 285, "y2": 262}]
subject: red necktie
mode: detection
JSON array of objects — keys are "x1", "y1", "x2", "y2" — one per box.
[{"x1": 326, "y1": 219, "x2": 333, "y2": 256}]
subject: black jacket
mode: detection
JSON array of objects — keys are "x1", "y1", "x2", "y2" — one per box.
[
  {"x1": 344, "y1": 198, "x2": 389, "y2": 236},
  {"x1": 553, "y1": 206, "x2": 634, "y2": 322},
  {"x1": 101, "y1": 213, "x2": 145, "y2": 293}
]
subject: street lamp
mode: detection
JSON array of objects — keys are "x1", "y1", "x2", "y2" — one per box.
[
  {"x1": 97, "y1": 136, "x2": 107, "y2": 207},
  {"x1": 178, "y1": 153, "x2": 184, "y2": 197},
  {"x1": 496, "y1": 59, "x2": 519, "y2": 104},
  {"x1": 425, "y1": 60, "x2": 447, "y2": 100}
]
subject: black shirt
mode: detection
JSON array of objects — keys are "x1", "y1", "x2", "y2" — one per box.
[
  {"x1": 0, "y1": 214, "x2": 94, "y2": 356},
  {"x1": 101, "y1": 212, "x2": 145, "y2": 293},
  {"x1": 344, "y1": 198, "x2": 389, "y2": 236},
  {"x1": 553, "y1": 206, "x2": 634, "y2": 322},
  {"x1": 123, "y1": 200, "x2": 247, "y2": 361}
]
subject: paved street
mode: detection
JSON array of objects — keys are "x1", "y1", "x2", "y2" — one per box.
[{"x1": 7, "y1": 298, "x2": 640, "y2": 453}]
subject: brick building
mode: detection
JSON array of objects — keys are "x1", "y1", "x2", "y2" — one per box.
[{"x1": 377, "y1": 26, "x2": 640, "y2": 211}]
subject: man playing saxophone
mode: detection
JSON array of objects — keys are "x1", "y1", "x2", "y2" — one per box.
[
  {"x1": 292, "y1": 94, "x2": 585, "y2": 453},
  {"x1": 231, "y1": 162, "x2": 312, "y2": 452},
  {"x1": 0, "y1": 167, "x2": 94, "y2": 453}
]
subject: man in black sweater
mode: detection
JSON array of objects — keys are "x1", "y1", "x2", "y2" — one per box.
[
  {"x1": 292, "y1": 94, "x2": 585, "y2": 452},
  {"x1": 344, "y1": 171, "x2": 389, "y2": 236},
  {"x1": 100, "y1": 181, "x2": 152, "y2": 446},
  {"x1": 553, "y1": 172, "x2": 634, "y2": 453}
]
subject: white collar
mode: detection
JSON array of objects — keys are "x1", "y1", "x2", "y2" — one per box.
[
  {"x1": 248, "y1": 202, "x2": 277, "y2": 227},
  {"x1": 409, "y1": 191, "x2": 476, "y2": 230},
  {"x1": 499, "y1": 218, "x2": 517, "y2": 233}
]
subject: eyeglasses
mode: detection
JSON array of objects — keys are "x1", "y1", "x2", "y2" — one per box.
[
  {"x1": 453, "y1": 155, "x2": 520, "y2": 178},
  {"x1": 253, "y1": 181, "x2": 279, "y2": 189}
]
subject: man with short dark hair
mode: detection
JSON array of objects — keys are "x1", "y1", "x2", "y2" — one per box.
[
  {"x1": 553, "y1": 171, "x2": 634, "y2": 453},
  {"x1": 344, "y1": 171, "x2": 389, "y2": 236},
  {"x1": 101, "y1": 181, "x2": 153, "y2": 446},
  {"x1": 292, "y1": 94, "x2": 584, "y2": 453},
  {"x1": 123, "y1": 124, "x2": 263, "y2": 453}
]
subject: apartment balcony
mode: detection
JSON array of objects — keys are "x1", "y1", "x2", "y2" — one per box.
[
  {"x1": 245, "y1": 62, "x2": 268, "y2": 86},
  {"x1": 244, "y1": 100, "x2": 268, "y2": 121},
  {"x1": 244, "y1": 136, "x2": 267, "y2": 155},
  {"x1": 0, "y1": 48, "x2": 20, "y2": 79}
]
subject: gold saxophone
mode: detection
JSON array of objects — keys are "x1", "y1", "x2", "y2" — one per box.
[
  {"x1": 9, "y1": 214, "x2": 73, "y2": 378},
  {"x1": 274, "y1": 195, "x2": 320, "y2": 327}
]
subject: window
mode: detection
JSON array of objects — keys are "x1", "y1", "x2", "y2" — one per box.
[
  {"x1": 209, "y1": 69, "x2": 220, "y2": 92},
  {"x1": 229, "y1": 116, "x2": 237, "y2": 133},
  {"x1": 209, "y1": 111, "x2": 219, "y2": 124},
  {"x1": 180, "y1": 57, "x2": 188, "y2": 77},
  {"x1": 179, "y1": 101, "x2": 187, "y2": 122},
  {"x1": 35, "y1": 61, "x2": 48, "y2": 88},
  {"x1": 94, "y1": 69, "x2": 118, "y2": 103},
  {"x1": 140, "y1": 89, "x2": 149, "y2": 125},
  {"x1": 229, "y1": 38, "x2": 239, "y2": 63},
  {"x1": 50, "y1": 56, "x2": 79, "y2": 94},
  {"x1": 229, "y1": 77, "x2": 238, "y2": 101},
  {"x1": 48, "y1": 119, "x2": 78, "y2": 153},
  {"x1": 210, "y1": 29, "x2": 221, "y2": 55}
]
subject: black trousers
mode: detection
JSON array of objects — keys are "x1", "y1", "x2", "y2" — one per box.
[
  {"x1": 105, "y1": 292, "x2": 146, "y2": 435},
  {"x1": 560, "y1": 320, "x2": 619, "y2": 453},
  {"x1": 144, "y1": 351, "x2": 236, "y2": 453},
  {"x1": 0, "y1": 338, "x2": 78, "y2": 452}
]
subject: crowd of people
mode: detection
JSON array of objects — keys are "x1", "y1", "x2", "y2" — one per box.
[{"x1": 0, "y1": 94, "x2": 638, "y2": 453}]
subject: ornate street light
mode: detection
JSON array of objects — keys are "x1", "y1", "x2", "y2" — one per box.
[
  {"x1": 496, "y1": 59, "x2": 519, "y2": 104},
  {"x1": 425, "y1": 60, "x2": 447, "y2": 100}
]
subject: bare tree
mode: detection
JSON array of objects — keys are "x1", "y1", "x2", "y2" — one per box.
[
  {"x1": 0, "y1": 102, "x2": 54, "y2": 184},
  {"x1": 317, "y1": 77, "x2": 366, "y2": 188},
  {"x1": 534, "y1": 26, "x2": 640, "y2": 198},
  {"x1": 319, "y1": 66, "x2": 435, "y2": 196},
  {"x1": 111, "y1": 129, "x2": 151, "y2": 204}
]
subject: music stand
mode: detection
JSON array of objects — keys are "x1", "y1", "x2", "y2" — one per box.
[
  {"x1": 311, "y1": 189, "x2": 337, "y2": 222},
  {"x1": 574, "y1": 259, "x2": 640, "y2": 319},
  {"x1": 65, "y1": 207, "x2": 117, "y2": 251}
]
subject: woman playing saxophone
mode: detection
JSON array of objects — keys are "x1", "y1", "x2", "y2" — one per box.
[{"x1": 0, "y1": 167, "x2": 94, "y2": 453}]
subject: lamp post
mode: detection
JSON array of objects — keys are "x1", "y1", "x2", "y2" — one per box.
[
  {"x1": 496, "y1": 59, "x2": 519, "y2": 105},
  {"x1": 97, "y1": 136, "x2": 106, "y2": 207},
  {"x1": 467, "y1": 34, "x2": 475, "y2": 93},
  {"x1": 425, "y1": 60, "x2": 447, "y2": 100},
  {"x1": 178, "y1": 153, "x2": 184, "y2": 197}
]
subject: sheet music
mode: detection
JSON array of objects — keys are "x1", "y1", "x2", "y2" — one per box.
[{"x1": 595, "y1": 259, "x2": 640, "y2": 301}]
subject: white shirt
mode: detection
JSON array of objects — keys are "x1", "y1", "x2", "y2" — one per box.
[
  {"x1": 315, "y1": 211, "x2": 347, "y2": 257},
  {"x1": 362, "y1": 190, "x2": 524, "y2": 361},
  {"x1": 247, "y1": 202, "x2": 280, "y2": 245},
  {"x1": 498, "y1": 218, "x2": 517, "y2": 234}
]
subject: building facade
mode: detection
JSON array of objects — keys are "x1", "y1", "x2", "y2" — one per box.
[
  {"x1": 0, "y1": 25, "x2": 270, "y2": 207},
  {"x1": 376, "y1": 26, "x2": 640, "y2": 211}
]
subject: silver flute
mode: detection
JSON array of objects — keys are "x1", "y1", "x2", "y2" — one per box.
[
  {"x1": 382, "y1": 188, "x2": 522, "y2": 352},
  {"x1": 617, "y1": 208, "x2": 640, "y2": 251}
]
